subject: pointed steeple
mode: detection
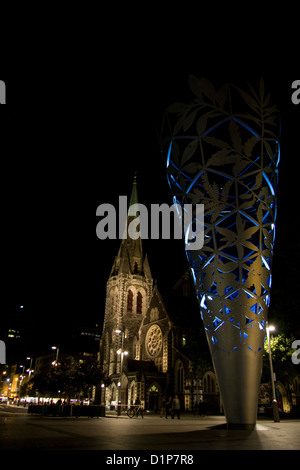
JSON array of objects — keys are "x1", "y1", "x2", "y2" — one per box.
[
  {"x1": 128, "y1": 172, "x2": 138, "y2": 216},
  {"x1": 110, "y1": 173, "x2": 152, "y2": 281}
]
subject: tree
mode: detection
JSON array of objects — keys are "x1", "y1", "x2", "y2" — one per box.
[
  {"x1": 30, "y1": 355, "x2": 111, "y2": 401},
  {"x1": 262, "y1": 333, "x2": 298, "y2": 388},
  {"x1": 263, "y1": 334, "x2": 295, "y2": 373}
]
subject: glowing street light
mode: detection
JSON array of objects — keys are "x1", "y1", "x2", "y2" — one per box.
[
  {"x1": 114, "y1": 329, "x2": 128, "y2": 415},
  {"x1": 266, "y1": 323, "x2": 280, "y2": 422},
  {"x1": 51, "y1": 346, "x2": 59, "y2": 366},
  {"x1": 26, "y1": 357, "x2": 33, "y2": 382}
]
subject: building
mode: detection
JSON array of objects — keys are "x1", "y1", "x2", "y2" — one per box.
[{"x1": 99, "y1": 177, "x2": 220, "y2": 412}]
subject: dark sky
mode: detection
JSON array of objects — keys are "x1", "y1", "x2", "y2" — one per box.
[{"x1": 1, "y1": 34, "x2": 299, "y2": 357}]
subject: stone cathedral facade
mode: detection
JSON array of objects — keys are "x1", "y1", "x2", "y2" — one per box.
[{"x1": 99, "y1": 178, "x2": 220, "y2": 412}]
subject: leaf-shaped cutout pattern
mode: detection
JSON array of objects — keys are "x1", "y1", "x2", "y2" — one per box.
[
  {"x1": 244, "y1": 136, "x2": 259, "y2": 157},
  {"x1": 244, "y1": 256, "x2": 270, "y2": 298},
  {"x1": 181, "y1": 162, "x2": 202, "y2": 174},
  {"x1": 196, "y1": 115, "x2": 208, "y2": 136},
  {"x1": 203, "y1": 136, "x2": 228, "y2": 149},
  {"x1": 235, "y1": 87, "x2": 260, "y2": 113},
  {"x1": 239, "y1": 192, "x2": 252, "y2": 200},
  {"x1": 200, "y1": 78, "x2": 216, "y2": 103},
  {"x1": 233, "y1": 157, "x2": 251, "y2": 177},
  {"x1": 215, "y1": 84, "x2": 228, "y2": 108},
  {"x1": 254, "y1": 172, "x2": 263, "y2": 190},
  {"x1": 188, "y1": 75, "x2": 204, "y2": 99},
  {"x1": 206, "y1": 149, "x2": 236, "y2": 167},
  {"x1": 183, "y1": 109, "x2": 199, "y2": 132},
  {"x1": 229, "y1": 120, "x2": 242, "y2": 153},
  {"x1": 202, "y1": 256, "x2": 239, "y2": 297},
  {"x1": 180, "y1": 139, "x2": 198, "y2": 166},
  {"x1": 216, "y1": 214, "x2": 260, "y2": 254}
]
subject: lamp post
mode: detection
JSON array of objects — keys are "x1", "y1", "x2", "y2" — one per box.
[
  {"x1": 115, "y1": 330, "x2": 128, "y2": 374},
  {"x1": 266, "y1": 324, "x2": 280, "y2": 422},
  {"x1": 26, "y1": 357, "x2": 33, "y2": 382},
  {"x1": 115, "y1": 329, "x2": 128, "y2": 415},
  {"x1": 18, "y1": 364, "x2": 25, "y2": 398},
  {"x1": 51, "y1": 346, "x2": 59, "y2": 366}
]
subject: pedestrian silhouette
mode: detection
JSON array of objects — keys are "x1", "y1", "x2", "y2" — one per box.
[{"x1": 171, "y1": 395, "x2": 180, "y2": 419}]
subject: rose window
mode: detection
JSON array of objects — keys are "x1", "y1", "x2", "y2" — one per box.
[{"x1": 146, "y1": 325, "x2": 162, "y2": 357}]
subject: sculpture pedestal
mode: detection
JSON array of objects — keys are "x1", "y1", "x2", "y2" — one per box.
[{"x1": 212, "y1": 348, "x2": 263, "y2": 430}]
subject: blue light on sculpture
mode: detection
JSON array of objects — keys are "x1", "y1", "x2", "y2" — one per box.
[{"x1": 161, "y1": 77, "x2": 280, "y2": 429}]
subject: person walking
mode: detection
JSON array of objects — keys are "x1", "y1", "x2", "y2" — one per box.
[{"x1": 171, "y1": 395, "x2": 180, "y2": 419}]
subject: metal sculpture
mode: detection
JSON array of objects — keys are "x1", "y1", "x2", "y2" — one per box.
[{"x1": 161, "y1": 77, "x2": 280, "y2": 429}]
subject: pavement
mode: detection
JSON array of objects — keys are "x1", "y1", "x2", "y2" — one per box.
[{"x1": 0, "y1": 404, "x2": 299, "y2": 451}]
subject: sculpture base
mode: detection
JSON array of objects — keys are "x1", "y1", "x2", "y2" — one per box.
[
  {"x1": 211, "y1": 347, "x2": 263, "y2": 428},
  {"x1": 227, "y1": 423, "x2": 256, "y2": 431}
]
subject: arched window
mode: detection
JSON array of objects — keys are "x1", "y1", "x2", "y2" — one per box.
[
  {"x1": 203, "y1": 371, "x2": 216, "y2": 394},
  {"x1": 133, "y1": 262, "x2": 138, "y2": 274},
  {"x1": 137, "y1": 292, "x2": 143, "y2": 314},
  {"x1": 127, "y1": 290, "x2": 133, "y2": 312}
]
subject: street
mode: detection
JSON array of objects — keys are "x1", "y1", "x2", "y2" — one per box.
[{"x1": 0, "y1": 405, "x2": 300, "y2": 451}]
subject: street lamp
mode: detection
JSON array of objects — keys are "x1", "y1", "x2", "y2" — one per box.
[
  {"x1": 26, "y1": 357, "x2": 33, "y2": 382},
  {"x1": 51, "y1": 346, "x2": 59, "y2": 366},
  {"x1": 116, "y1": 348, "x2": 129, "y2": 367},
  {"x1": 114, "y1": 330, "x2": 128, "y2": 415},
  {"x1": 19, "y1": 365, "x2": 25, "y2": 397},
  {"x1": 114, "y1": 330, "x2": 128, "y2": 373},
  {"x1": 19, "y1": 357, "x2": 33, "y2": 398},
  {"x1": 266, "y1": 323, "x2": 280, "y2": 423}
]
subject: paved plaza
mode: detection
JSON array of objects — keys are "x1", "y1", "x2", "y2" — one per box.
[{"x1": 0, "y1": 404, "x2": 299, "y2": 451}]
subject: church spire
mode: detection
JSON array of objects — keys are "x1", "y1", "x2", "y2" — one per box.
[
  {"x1": 110, "y1": 173, "x2": 152, "y2": 280},
  {"x1": 128, "y1": 171, "x2": 138, "y2": 216}
]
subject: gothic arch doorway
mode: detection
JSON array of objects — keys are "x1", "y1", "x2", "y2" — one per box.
[
  {"x1": 203, "y1": 370, "x2": 220, "y2": 413},
  {"x1": 129, "y1": 380, "x2": 136, "y2": 405},
  {"x1": 147, "y1": 383, "x2": 161, "y2": 412},
  {"x1": 119, "y1": 374, "x2": 129, "y2": 407},
  {"x1": 174, "y1": 359, "x2": 184, "y2": 394},
  {"x1": 276, "y1": 381, "x2": 290, "y2": 413}
]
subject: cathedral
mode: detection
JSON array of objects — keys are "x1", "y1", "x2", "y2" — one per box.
[{"x1": 99, "y1": 177, "x2": 220, "y2": 412}]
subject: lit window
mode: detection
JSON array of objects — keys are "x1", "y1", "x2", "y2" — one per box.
[
  {"x1": 127, "y1": 290, "x2": 133, "y2": 312},
  {"x1": 137, "y1": 292, "x2": 142, "y2": 314}
]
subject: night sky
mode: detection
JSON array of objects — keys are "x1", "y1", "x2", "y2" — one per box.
[{"x1": 1, "y1": 33, "x2": 299, "y2": 359}]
